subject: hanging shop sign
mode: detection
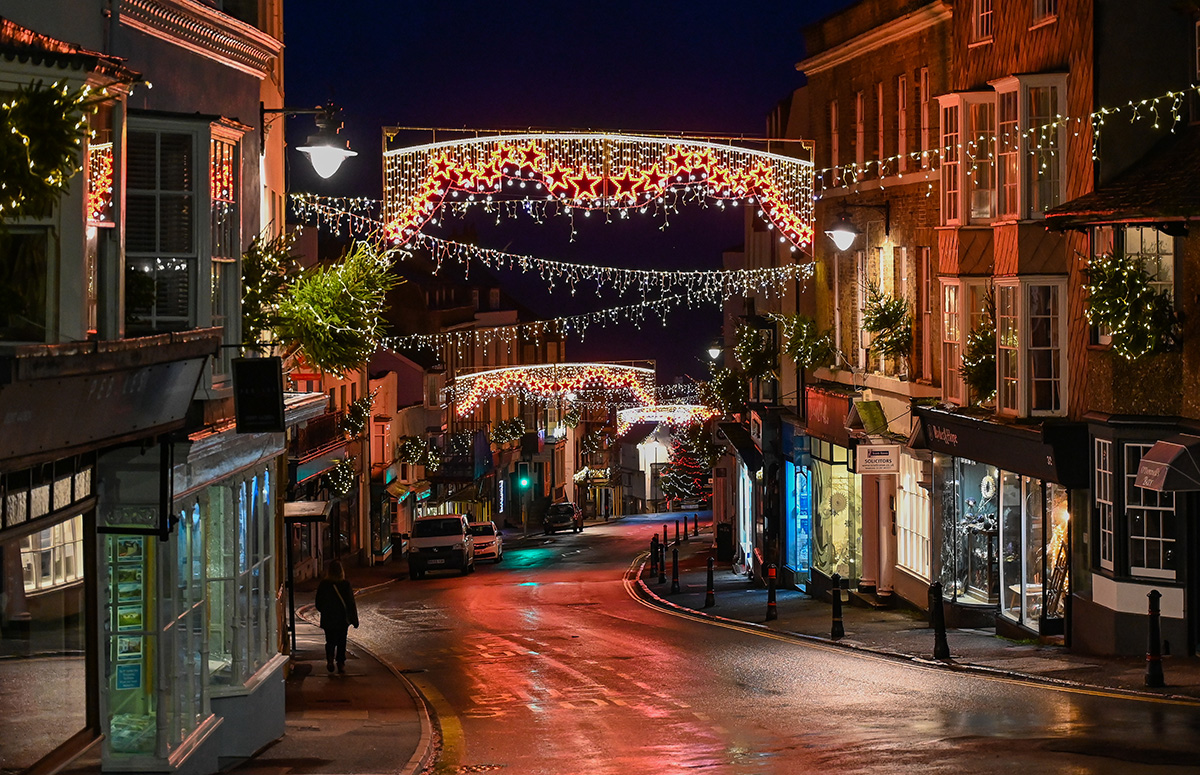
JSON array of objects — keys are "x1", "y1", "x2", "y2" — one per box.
[
  {"x1": 233, "y1": 357, "x2": 286, "y2": 433},
  {"x1": 855, "y1": 444, "x2": 900, "y2": 474},
  {"x1": 804, "y1": 387, "x2": 852, "y2": 447}
]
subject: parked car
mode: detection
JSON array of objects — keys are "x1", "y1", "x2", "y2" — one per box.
[
  {"x1": 408, "y1": 514, "x2": 475, "y2": 578},
  {"x1": 469, "y1": 521, "x2": 504, "y2": 563},
  {"x1": 544, "y1": 502, "x2": 583, "y2": 534}
]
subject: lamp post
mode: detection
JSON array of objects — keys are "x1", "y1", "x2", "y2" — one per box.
[{"x1": 262, "y1": 102, "x2": 358, "y2": 179}]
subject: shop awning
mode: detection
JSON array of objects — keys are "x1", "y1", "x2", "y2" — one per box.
[
  {"x1": 283, "y1": 500, "x2": 332, "y2": 523},
  {"x1": 386, "y1": 480, "x2": 431, "y2": 500},
  {"x1": 718, "y1": 422, "x2": 762, "y2": 472},
  {"x1": 1135, "y1": 435, "x2": 1200, "y2": 491}
]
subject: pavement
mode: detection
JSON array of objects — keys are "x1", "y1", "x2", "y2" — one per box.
[{"x1": 233, "y1": 512, "x2": 1200, "y2": 775}]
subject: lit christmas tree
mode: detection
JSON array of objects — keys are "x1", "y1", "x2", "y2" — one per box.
[{"x1": 658, "y1": 425, "x2": 718, "y2": 506}]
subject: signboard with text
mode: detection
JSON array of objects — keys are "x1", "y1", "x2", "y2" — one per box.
[{"x1": 855, "y1": 444, "x2": 901, "y2": 474}]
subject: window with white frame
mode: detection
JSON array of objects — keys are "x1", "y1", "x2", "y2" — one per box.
[
  {"x1": 1094, "y1": 437, "x2": 1114, "y2": 571},
  {"x1": 940, "y1": 103, "x2": 960, "y2": 223},
  {"x1": 20, "y1": 515, "x2": 84, "y2": 592},
  {"x1": 830, "y1": 100, "x2": 840, "y2": 186},
  {"x1": 941, "y1": 282, "x2": 963, "y2": 404},
  {"x1": 972, "y1": 0, "x2": 994, "y2": 42},
  {"x1": 1033, "y1": 0, "x2": 1058, "y2": 25},
  {"x1": 1125, "y1": 443, "x2": 1176, "y2": 579},
  {"x1": 992, "y1": 75, "x2": 1068, "y2": 219},
  {"x1": 896, "y1": 455, "x2": 932, "y2": 579},
  {"x1": 919, "y1": 68, "x2": 931, "y2": 167},
  {"x1": 1124, "y1": 226, "x2": 1175, "y2": 296},
  {"x1": 968, "y1": 101, "x2": 996, "y2": 221},
  {"x1": 994, "y1": 278, "x2": 1067, "y2": 417},
  {"x1": 897, "y1": 74, "x2": 908, "y2": 173},
  {"x1": 855, "y1": 91, "x2": 866, "y2": 171},
  {"x1": 876, "y1": 81, "x2": 885, "y2": 169}
]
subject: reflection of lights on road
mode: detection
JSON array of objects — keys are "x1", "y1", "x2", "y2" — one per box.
[{"x1": 518, "y1": 582, "x2": 538, "y2": 586}]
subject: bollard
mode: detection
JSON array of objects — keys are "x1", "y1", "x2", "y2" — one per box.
[
  {"x1": 683, "y1": 517, "x2": 689, "y2": 542},
  {"x1": 830, "y1": 572, "x2": 845, "y2": 639},
  {"x1": 929, "y1": 581, "x2": 950, "y2": 660},
  {"x1": 671, "y1": 548, "x2": 680, "y2": 594},
  {"x1": 649, "y1": 535, "x2": 659, "y2": 576},
  {"x1": 1146, "y1": 589, "x2": 1165, "y2": 688},
  {"x1": 766, "y1": 564, "x2": 778, "y2": 621},
  {"x1": 704, "y1": 557, "x2": 716, "y2": 608},
  {"x1": 693, "y1": 515, "x2": 699, "y2": 536},
  {"x1": 663, "y1": 524, "x2": 669, "y2": 548},
  {"x1": 675, "y1": 520, "x2": 680, "y2": 544},
  {"x1": 658, "y1": 543, "x2": 667, "y2": 584}
]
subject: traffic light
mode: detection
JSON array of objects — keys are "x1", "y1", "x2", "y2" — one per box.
[{"x1": 517, "y1": 462, "x2": 530, "y2": 488}]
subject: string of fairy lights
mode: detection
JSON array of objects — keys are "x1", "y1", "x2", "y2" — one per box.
[
  {"x1": 379, "y1": 294, "x2": 692, "y2": 359},
  {"x1": 814, "y1": 82, "x2": 1200, "y2": 197},
  {"x1": 451, "y1": 362, "x2": 658, "y2": 417},
  {"x1": 614, "y1": 404, "x2": 719, "y2": 437}
]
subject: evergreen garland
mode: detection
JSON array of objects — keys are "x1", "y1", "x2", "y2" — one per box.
[
  {"x1": 340, "y1": 389, "x2": 377, "y2": 438},
  {"x1": 960, "y1": 288, "x2": 996, "y2": 403},
  {"x1": 1085, "y1": 252, "x2": 1178, "y2": 360},
  {"x1": 489, "y1": 418, "x2": 525, "y2": 444},
  {"x1": 862, "y1": 282, "x2": 912, "y2": 360},
  {"x1": 396, "y1": 436, "x2": 426, "y2": 465},
  {"x1": 273, "y1": 241, "x2": 400, "y2": 375},
  {"x1": 698, "y1": 366, "x2": 747, "y2": 416},
  {"x1": 0, "y1": 81, "x2": 93, "y2": 221},
  {"x1": 778, "y1": 313, "x2": 834, "y2": 370},
  {"x1": 733, "y1": 323, "x2": 777, "y2": 380},
  {"x1": 242, "y1": 232, "x2": 299, "y2": 347}
]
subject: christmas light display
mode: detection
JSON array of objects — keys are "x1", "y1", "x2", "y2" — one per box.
[
  {"x1": 1085, "y1": 252, "x2": 1178, "y2": 360},
  {"x1": 327, "y1": 456, "x2": 357, "y2": 496},
  {"x1": 615, "y1": 404, "x2": 718, "y2": 437},
  {"x1": 658, "y1": 425, "x2": 719, "y2": 506},
  {"x1": 1, "y1": 81, "x2": 95, "y2": 221},
  {"x1": 452, "y1": 362, "x2": 656, "y2": 417},
  {"x1": 382, "y1": 133, "x2": 815, "y2": 252},
  {"x1": 87, "y1": 141, "x2": 113, "y2": 224}
]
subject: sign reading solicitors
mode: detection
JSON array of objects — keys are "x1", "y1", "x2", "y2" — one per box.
[{"x1": 855, "y1": 444, "x2": 900, "y2": 473}]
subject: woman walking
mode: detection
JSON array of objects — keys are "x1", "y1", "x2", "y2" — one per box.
[{"x1": 315, "y1": 560, "x2": 359, "y2": 673}]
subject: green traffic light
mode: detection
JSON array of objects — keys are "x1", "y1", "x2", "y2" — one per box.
[{"x1": 519, "y1": 477, "x2": 530, "y2": 488}]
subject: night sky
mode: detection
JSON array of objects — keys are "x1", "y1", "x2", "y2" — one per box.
[{"x1": 283, "y1": 1, "x2": 854, "y2": 382}]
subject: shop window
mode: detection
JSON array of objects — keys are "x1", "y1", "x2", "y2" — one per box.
[
  {"x1": 1125, "y1": 443, "x2": 1177, "y2": 579},
  {"x1": 1094, "y1": 438, "x2": 1114, "y2": 571},
  {"x1": 937, "y1": 454, "x2": 999, "y2": 606},
  {"x1": 998, "y1": 473, "x2": 1069, "y2": 627},
  {"x1": 896, "y1": 456, "x2": 931, "y2": 580},
  {"x1": 811, "y1": 439, "x2": 862, "y2": 584}
]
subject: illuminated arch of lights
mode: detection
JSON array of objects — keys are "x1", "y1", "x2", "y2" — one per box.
[
  {"x1": 452, "y1": 362, "x2": 656, "y2": 417},
  {"x1": 382, "y1": 133, "x2": 815, "y2": 252},
  {"x1": 615, "y1": 404, "x2": 718, "y2": 437}
]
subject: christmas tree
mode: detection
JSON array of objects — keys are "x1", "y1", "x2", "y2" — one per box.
[{"x1": 658, "y1": 425, "x2": 718, "y2": 506}]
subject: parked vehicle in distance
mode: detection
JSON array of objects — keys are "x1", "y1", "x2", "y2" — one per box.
[
  {"x1": 408, "y1": 514, "x2": 475, "y2": 578},
  {"x1": 544, "y1": 502, "x2": 583, "y2": 534},
  {"x1": 469, "y1": 521, "x2": 503, "y2": 562}
]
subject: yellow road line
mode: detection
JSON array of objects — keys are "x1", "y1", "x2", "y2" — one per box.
[{"x1": 406, "y1": 674, "x2": 464, "y2": 774}]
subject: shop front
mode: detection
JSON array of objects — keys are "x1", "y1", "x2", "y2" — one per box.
[
  {"x1": 805, "y1": 387, "x2": 862, "y2": 595},
  {"x1": 717, "y1": 422, "x2": 761, "y2": 576},
  {"x1": 782, "y1": 425, "x2": 813, "y2": 592},
  {"x1": 916, "y1": 407, "x2": 1086, "y2": 636}
]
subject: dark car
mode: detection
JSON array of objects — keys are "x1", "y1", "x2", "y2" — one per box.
[{"x1": 544, "y1": 502, "x2": 582, "y2": 534}]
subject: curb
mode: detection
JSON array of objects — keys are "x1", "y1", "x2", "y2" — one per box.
[
  {"x1": 625, "y1": 555, "x2": 1200, "y2": 706},
  {"x1": 297, "y1": 591, "x2": 439, "y2": 775}
]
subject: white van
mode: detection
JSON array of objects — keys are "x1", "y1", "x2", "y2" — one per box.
[{"x1": 408, "y1": 514, "x2": 475, "y2": 578}]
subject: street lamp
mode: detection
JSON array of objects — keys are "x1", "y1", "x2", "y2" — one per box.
[
  {"x1": 824, "y1": 201, "x2": 890, "y2": 251},
  {"x1": 262, "y1": 102, "x2": 357, "y2": 179},
  {"x1": 707, "y1": 340, "x2": 723, "y2": 360}
]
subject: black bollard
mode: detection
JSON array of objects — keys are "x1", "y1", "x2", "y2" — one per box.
[
  {"x1": 1146, "y1": 589, "x2": 1165, "y2": 687},
  {"x1": 671, "y1": 548, "x2": 680, "y2": 593},
  {"x1": 766, "y1": 564, "x2": 778, "y2": 621},
  {"x1": 675, "y1": 520, "x2": 680, "y2": 544},
  {"x1": 704, "y1": 557, "x2": 715, "y2": 608},
  {"x1": 663, "y1": 524, "x2": 669, "y2": 548},
  {"x1": 658, "y1": 543, "x2": 667, "y2": 584},
  {"x1": 929, "y1": 581, "x2": 950, "y2": 659},
  {"x1": 649, "y1": 535, "x2": 659, "y2": 575},
  {"x1": 830, "y1": 572, "x2": 844, "y2": 639},
  {"x1": 693, "y1": 515, "x2": 699, "y2": 536},
  {"x1": 683, "y1": 517, "x2": 689, "y2": 542}
]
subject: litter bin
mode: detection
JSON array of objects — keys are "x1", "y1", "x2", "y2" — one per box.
[{"x1": 716, "y1": 522, "x2": 733, "y2": 562}]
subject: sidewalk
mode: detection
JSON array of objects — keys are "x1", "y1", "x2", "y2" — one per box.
[{"x1": 636, "y1": 521, "x2": 1200, "y2": 703}]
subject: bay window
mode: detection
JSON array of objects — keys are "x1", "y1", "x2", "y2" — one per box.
[
  {"x1": 990, "y1": 74, "x2": 1068, "y2": 219},
  {"x1": 938, "y1": 93, "x2": 995, "y2": 225},
  {"x1": 939, "y1": 102, "x2": 960, "y2": 223},
  {"x1": 994, "y1": 277, "x2": 1067, "y2": 417},
  {"x1": 941, "y1": 278, "x2": 990, "y2": 406}
]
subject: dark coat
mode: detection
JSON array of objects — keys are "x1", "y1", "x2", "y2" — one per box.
[{"x1": 315, "y1": 578, "x2": 358, "y2": 630}]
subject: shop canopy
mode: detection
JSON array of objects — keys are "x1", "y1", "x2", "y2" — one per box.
[{"x1": 1135, "y1": 435, "x2": 1200, "y2": 492}]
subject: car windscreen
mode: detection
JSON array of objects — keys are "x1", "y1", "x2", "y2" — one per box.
[
  {"x1": 469, "y1": 524, "x2": 495, "y2": 537},
  {"x1": 547, "y1": 505, "x2": 571, "y2": 515},
  {"x1": 413, "y1": 518, "x2": 464, "y2": 537}
]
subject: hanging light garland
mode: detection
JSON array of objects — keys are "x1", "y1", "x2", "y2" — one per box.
[
  {"x1": 615, "y1": 404, "x2": 718, "y2": 437},
  {"x1": 813, "y1": 83, "x2": 1200, "y2": 196},
  {"x1": 382, "y1": 133, "x2": 815, "y2": 252},
  {"x1": 452, "y1": 362, "x2": 656, "y2": 417},
  {"x1": 87, "y1": 141, "x2": 113, "y2": 224}
]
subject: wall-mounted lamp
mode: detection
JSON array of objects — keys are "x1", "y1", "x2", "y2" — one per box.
[
  {"x1": 262, "y1": 102, "x2": 357, "y2": 179},
  {"x1": 707, "y1": 340, "x2": 723, "y2": 360},
  {"x1": 824, "y1": 201, "x2": 890, "y2": 251}
]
